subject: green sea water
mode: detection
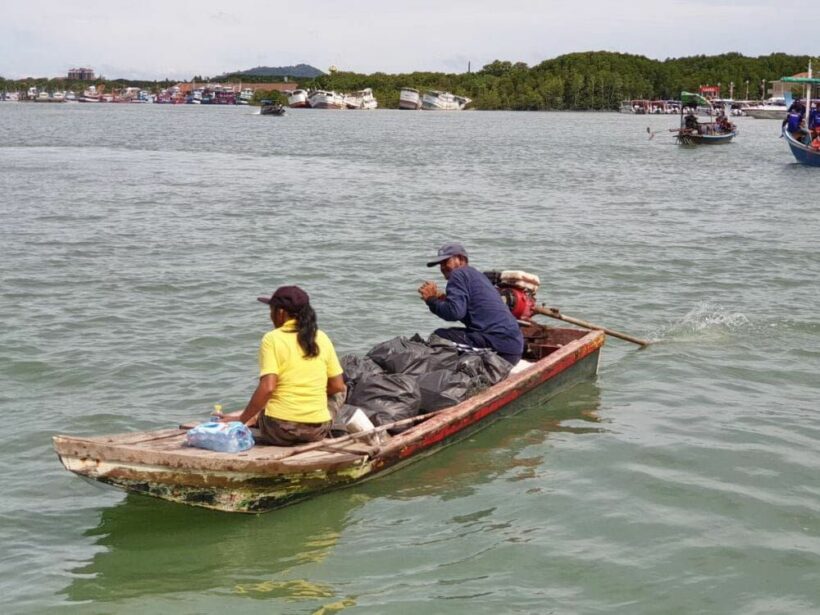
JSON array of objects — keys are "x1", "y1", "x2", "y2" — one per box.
[{"x1": 1, "y1": 104, "x2": 818, "y2": 614}]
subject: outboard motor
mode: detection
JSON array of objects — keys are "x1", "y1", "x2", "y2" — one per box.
[{"x1": 484, "y1": 270, "x2": 540, "y2": 320}]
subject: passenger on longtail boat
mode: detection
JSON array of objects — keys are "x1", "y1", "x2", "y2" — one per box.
[
  {"x1": 418, "y1": 242, "x2": 524, "y2": 366},
  {"x1": 222, "y1": 285, "x2": 346, "y2": 446}
]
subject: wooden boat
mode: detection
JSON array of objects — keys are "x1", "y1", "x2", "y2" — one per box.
[
  {"x1": 783, "y1": 128, "x2": 820, "y2": 166},
  {"x1": 779, "y1": 68, "x2": 820, "y2": 166},
  {"x1": 674, "y1": 91, "x2": 736, "y2": 145},
  {"x1": 674, "y1": 127, "x2": 736, "y2": 145},
  {"x1": 53, "y1": 324, "x2": 604, "y2": 514}
]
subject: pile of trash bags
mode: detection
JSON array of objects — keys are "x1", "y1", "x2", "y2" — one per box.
[{"x1": 335, "y1": 334, "x2": 512, "y2": 435}]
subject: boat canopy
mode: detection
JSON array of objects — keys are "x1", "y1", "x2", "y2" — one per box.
[
  {"x1": 780, "y1": 76, "x2": 820, "y2": 85},
  {"x1": 681, "y1": 91, "x2": 711, "y2": 107}
]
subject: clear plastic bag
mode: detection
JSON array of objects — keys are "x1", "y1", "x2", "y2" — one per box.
[{"x1": 185, "y1": 420, "x2": 255, "y2": 453}]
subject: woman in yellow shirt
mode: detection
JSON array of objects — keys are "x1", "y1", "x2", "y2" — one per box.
[{"x1": 225, "y1": 286, "x2": 346, "y2": 446}]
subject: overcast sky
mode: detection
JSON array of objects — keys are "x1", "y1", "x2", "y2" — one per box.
[{"x1": 1, "y1": 0, "x2": 816, "y2": 80}]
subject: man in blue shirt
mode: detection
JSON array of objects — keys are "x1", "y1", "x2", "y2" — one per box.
[{"x1": 418, "y1": 242, "x2": 524, "y2": 365}]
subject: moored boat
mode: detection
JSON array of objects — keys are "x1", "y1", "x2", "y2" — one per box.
[
  {"x1": 744, "y1": 97, "x2": 788, "y2": 120},
  {"x1": 621, "y1": 99, "x2": 681, "y2": 114},
  {"x1": 399, "y1": 87, "x2": 421, "y2": 110},
  {"x1": 344, "y1": 88, "x2": 378, "y2": 110},
  {"x1": 287, "y1": 89, "x2": 309, "y2": 108},
  {"x1": 79, "y1": 86, "x2": 101, "y2": 102},
  {"x1": 53, "y1": 323, "x2": 604, "y2": 513},
  {"x1": 421, "y1": 90, "x2": 471, "y2": 110},
  {"x1": 308, "y1": 90, "x2": 345, "y2": 109}
]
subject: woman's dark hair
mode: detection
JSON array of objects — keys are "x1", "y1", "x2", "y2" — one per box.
[
  {"x1": 269, "y1": 285, "x2": 318, "y2": 357},
  {"x1": 293, "y1": 304, "x2": 319, "y2": 358}
]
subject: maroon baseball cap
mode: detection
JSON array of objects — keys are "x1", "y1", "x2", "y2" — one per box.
[{"x1": 257, "y1": 285, "x2": 310, "y2": 311}]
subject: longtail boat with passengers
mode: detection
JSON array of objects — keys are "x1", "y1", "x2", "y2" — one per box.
[
  {"x1": 53, "y1": 321, "x2": 605, "y2": 513},
  {"x1": 674, "y1": 91, "x2": 737, "y2": 145},
  {"x1": 780, "y1": 66, "x2": 820, "y2": 167}
]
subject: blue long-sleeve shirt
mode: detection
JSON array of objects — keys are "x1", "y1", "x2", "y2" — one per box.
[{"x1": 426, "y1": 265, "x2": 524, "y2": 356}]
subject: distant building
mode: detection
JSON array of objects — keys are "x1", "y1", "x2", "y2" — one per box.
[
  {"x1": 698, "y1": 85, "x2": 720, "y2": 100},
  {"x1": 68, "y1": 67, "x2": 95, "y2": 81},
  {"x1": 769, "y1": 72, "x2": 810, "y2": 99}
]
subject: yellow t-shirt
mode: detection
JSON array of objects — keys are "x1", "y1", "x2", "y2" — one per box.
[{"x1": 258, "y1": 320, "x2": 343, "y2": 423}]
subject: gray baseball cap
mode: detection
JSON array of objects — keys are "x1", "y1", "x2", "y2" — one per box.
[{"x1": 426, "y1": 242, "x2": 468, "y2": 267}]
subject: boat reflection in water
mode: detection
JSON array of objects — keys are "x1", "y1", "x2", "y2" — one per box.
[{"x1": 60, "y1": 383, "x2": 602, "y2": 610}]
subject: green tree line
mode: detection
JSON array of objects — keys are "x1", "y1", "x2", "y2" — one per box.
[
  {"x1": 299, "y1": 52, "x2": 812, "y2": 110},
  {"x1": 2, "y1": 52, "x2": 813, "y2": 110}
]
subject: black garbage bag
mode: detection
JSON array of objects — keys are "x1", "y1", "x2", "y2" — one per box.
[
  {"x1": 477, "y1": 350, "x2": 513, "y2": 385},
  {"x1": 425, "y1": 332, "x2": 512, "y2": 385},
  {"x1": 417, "y1": 369, "x2": 473, "y2": 411},
  {"x1": 347, "y1": 372, "x2": 421, "y2": 433},
  {"x1": 422, "y1": 333, "x2": 460, "y2": 349},
  {"x1": 456, "y1": 354, "x2": 487, "y2": 379},
  {"x1": 366, "y1": 335, "x2": 459, "y2": 377},
  {"x1": 456, "y1": 349, "x2": 513, "y2": 386},
  {"x1": 340, "y1": 354, "x2": 383, "y2": 386}
]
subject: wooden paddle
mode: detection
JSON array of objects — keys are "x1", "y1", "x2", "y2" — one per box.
[{"x1": 533, "y1": 305, "x2": 651, "y2": 347}]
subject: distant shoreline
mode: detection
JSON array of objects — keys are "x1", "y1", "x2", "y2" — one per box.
[{"x1": 2, "y1": 50, "x2": 810, "y2": 111}]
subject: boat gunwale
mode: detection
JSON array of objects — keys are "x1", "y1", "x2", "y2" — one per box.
[{"x1": 53, "y1": 328, "x2": 604, "y2": 476}]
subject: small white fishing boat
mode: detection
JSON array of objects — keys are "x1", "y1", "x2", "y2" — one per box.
[
  {"x1": 80, "y1": 86, "x2": 101, "y2": 103},
  {"x1": 744, "y1": 97, "x2": 788, "y2": 120},
  {"x1": 287, "y1": 89, "x2": 309, "y2": 108},
  {"x1": 308, "y1": 90, "x2": 345, "y2": 109},
  {"x1": 345, "y1": 88, "x2": 378, "y2": 110},
  {"x1": 399, "y1": 87, "x2": 421, "y2": 110},
  {"x1": 421, "y1": 90, "x2": 471, "y2": 111}
]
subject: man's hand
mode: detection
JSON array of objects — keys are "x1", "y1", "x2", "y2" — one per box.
[{"x1": 418, "y1": 281, "x2": 441, "y2": 302}]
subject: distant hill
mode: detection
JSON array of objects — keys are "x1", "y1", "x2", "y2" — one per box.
[{"x1": 228, "y1": 64, "x2": 325, "y2": 78}]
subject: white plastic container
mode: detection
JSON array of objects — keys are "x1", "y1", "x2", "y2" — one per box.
[{"x1": 345, "y1": 408, "x2": 384, "y2": 445}]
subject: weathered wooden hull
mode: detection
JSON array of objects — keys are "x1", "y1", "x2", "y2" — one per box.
[{"x1": 54, "y1": 328, "x2": 604, "y2": 513}]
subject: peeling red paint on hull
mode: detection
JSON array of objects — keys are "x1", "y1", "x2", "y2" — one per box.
[{"x1": 54, "y1": 327, "x2": 604, "y2": 513}]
